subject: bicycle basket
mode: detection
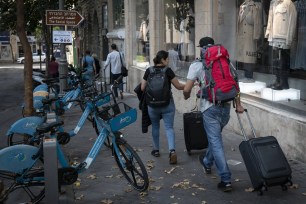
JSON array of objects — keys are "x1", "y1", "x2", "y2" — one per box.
[{"x1": 98, "y1": 102, "x2": 137, "y2": 132}]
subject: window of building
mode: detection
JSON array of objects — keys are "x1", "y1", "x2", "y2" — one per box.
[
  {"x1": 213, "y1": 0, "x2": 305, "y2": 114},
  {"x1": 134, "y1": 0, "x2": 149, "y2": 68},
  {"x1": 164, "y1": 0, "x2": 195, "y2": 79},
  {"x1": 113, "y1": 0, "x2": 125, "y2": 29}
]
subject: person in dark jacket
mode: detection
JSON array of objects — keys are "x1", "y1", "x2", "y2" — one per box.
[{"x1": 134, "y1": 83, "x2": 151, "y2": 133}]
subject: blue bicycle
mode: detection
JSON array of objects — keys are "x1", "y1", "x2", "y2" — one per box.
[
  {"x1": 0, "y1": 94, "x2": 149, "y2": 203},
  {"x1": 7, "y1": 71, "x2": 99, "y2": 146}
]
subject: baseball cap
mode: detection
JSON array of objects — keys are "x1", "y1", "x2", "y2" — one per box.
[{"x1": 197, "y1": 37, "x2": 215, "y2": 47}]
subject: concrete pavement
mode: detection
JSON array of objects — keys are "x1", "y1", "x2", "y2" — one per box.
[{"x1": 61, "y1": 93, "x2": 306, "y2": 204}]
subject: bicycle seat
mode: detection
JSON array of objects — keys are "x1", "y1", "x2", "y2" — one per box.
[
  {"x1": 42, "y1": 98, "x2": 58, "y2": 105},
  {"x1": 36, "y1": 121, "x2": 63, "y2": 134},
  {"x1": 42, "y1": 78, "x2": 59, "y2": 84}
]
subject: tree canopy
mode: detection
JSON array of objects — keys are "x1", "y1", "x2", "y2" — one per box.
[{"x1": 0, "y1": 0, "x2": 77, "y2": 34}]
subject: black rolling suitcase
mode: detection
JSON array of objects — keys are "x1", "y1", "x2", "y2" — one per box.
[
  {"x1": 237, "y1": 109, "x2": 292, "y2": 195},
  {"x1": 183, "y1": 111, "x2": 208, "y2": 155}
]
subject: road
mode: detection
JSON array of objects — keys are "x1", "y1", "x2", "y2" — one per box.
[{"x1": 0, "y1": 62, "x2": 46, "y2": 142}]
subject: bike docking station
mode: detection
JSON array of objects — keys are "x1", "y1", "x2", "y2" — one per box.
[{"x1": 44, "y1": 113, "x2": 59, "y2": 203}]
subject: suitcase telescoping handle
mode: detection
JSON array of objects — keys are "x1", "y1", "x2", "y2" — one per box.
[{"x1": 236, "y1": 109, "x2": 257, "y2": 141}]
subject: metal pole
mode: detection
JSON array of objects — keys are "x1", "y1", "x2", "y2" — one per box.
[
  {"x1": 43, "y1": 138, "x2": 59, "y2": 204},
  {"x1": 59, "y1": 0, "x2": 68, "y2": 93}
]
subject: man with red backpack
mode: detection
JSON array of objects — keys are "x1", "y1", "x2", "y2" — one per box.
[{"x1": 183, "y1": 37, "x2": 244, "y2": 192}]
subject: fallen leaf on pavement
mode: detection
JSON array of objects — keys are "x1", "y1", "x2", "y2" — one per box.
[
  {"x1": 165, "y1": 167, "x2": 177, "y2": 174},
  {"x1": 75, "y1": 194, "x2": 84, "y2": 200},
  {"x1": 235, "y1": 178, "x2": 240, "y2": 182},
  {"x1": 290, "y1": 184, "x2": 299, "y2": 189},
  {"x1": 170, "y1": 195, "x2": 175, "y2": 199},
  {"x1": 139, "y1": 192, "x2": 148, "y2": 197},
  {"x1": 124, "y1": 187, "x2": 133, "y2": 192},
  {"x1": 105, "y1": 175, "x2": 113, "y2": 178},
  {"x1": 146, "y1": 160, "x2": 155, "y2": 170},
  {"x1": 87, "y1": 174, "x2": 97, "y2": 180},
  {"x1": 245, "y1": 187, "x2": 254, "y2": 192},
  {"x1": 74, "y1": 179, "x2": 81, "y2": 187},
  {"x1": 201, "y1": 201, "x2": 207, "y2": 204},
  {"x1": 149, "y1": 185, "x2": 162, "y2": 191},
  {"x1": 192, "y1": 184, "x2": 199, "y2": 188},
  {"x1": 172, "y1": 179, "x2": 191, "y2": 189},
  {"x1": 302, "y1": 192, "x2": 306, "y2": 196},
  {"x1": 100, "y1": 199, "x2": 113, "y2": 204}
]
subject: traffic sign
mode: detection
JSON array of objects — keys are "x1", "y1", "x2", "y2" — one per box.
[
  {"x1": 52, "y1": 31, "x2": 72, "y2": 44},
  {"x1": 46, "y1": 10, "x2": 84, "y2": 26}
]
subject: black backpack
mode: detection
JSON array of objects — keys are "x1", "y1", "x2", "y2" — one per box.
[{"x1": 146, "y1": 67, "x2": 171, "y2": 107}]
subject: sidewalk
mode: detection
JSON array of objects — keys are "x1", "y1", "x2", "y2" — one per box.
[{"x1": 61, "y1": 93, "x2": 306, "y2": 204}]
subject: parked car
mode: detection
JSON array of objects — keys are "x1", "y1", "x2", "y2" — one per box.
[{"x1": 17, "y1": 53, "x2": 46, "y2": 64}]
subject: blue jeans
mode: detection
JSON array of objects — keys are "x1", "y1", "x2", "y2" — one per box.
[
  {"x1": 147, "y1": 99, "x2": 175, "y2": 151},
  {"x1": 202, "y1": 103, "x2": 231, "y2": 182},
  {"x1": 82, "y1": 69, "x2": 94, "y2": 86}
]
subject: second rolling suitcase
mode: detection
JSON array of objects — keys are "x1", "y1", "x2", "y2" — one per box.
[
  {"x1": 237, "y1": 109, "x2": 292, "y2": 195},
  {"x1": 183, "y1": 111, "x2": 208, "y2": 155}
]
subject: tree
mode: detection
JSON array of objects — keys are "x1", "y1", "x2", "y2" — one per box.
[{"x1": 16, "y1": 0, "x2": 34, "y2": 116}]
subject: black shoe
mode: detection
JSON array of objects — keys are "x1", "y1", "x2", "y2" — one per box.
[
  {"x1": 218, "y1": 181, "x2": 232, "y2": 192},
  {"x1": 199, "y1": 154, "x2": 211, "y2": 174},
  {"x1": 151, "y1": 150, "x2": 160, "y2": 157},
  {"x1": 271, "y1": 83, "x2": 283, "y2": 90}
]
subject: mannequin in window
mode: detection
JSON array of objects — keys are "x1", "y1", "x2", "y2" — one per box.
[
  {"x1": 139, "y1": 14, "x2": 148, "y2": 42},
  {"x1": 237, "y1": 0, "x2": 263, "y2": 83},
  {"x1": 139, "y1": 14, "x2": 149, "y2": 60},
  {"x1": 265, "y1": 0, "x2": 297, "y2": 90}
]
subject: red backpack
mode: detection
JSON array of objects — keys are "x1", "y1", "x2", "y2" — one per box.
[{"x1": 201, "y1": 45, "x2": 239, "y2": 104}]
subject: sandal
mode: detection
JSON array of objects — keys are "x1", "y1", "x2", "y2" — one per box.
[{"x1": 151, "y1": 150, "x2": 160, "y2": 157}]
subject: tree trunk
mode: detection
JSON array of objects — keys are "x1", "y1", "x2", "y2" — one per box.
[{"x1": 16, "y1": 0, "x2": 34, "y2": 116}]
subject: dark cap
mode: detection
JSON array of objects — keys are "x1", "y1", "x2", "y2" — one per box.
[{"x1": 197, "y1": 37, "x2": 215, "y2": 47}]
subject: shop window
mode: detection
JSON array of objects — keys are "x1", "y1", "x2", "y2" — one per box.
[
  {"x1": 134, "y1": 0, "x2": 150, "y2": 68},
  {"x1": 164, "y1": 0, "x2": 195, "y2": 79},
  {"x1": 214, "y1": 0, "x2": 305, "y2": 113}
]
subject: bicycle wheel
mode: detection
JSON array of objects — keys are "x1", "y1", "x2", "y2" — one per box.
[
  {"x1": 0, "y1": 165, "x2": 45, "y2": 203},
  {"x1": 93, "y1": 120, "x2": 112, "y2": 148},
  {"x1": 7, "y1": 133, "x2": 38, "y2": 146},
  {"x1": 113, "y1": 138, "x2": 149, "y2": 191}
]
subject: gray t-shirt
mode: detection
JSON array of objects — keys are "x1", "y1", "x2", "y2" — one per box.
[{"x1": 186, "y1": 61, "x2": 213, "y2": 112}]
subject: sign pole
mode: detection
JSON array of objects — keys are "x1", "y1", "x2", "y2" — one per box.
[{"x1": 59, "y1": 0, "x2": 68, "y2": 94}]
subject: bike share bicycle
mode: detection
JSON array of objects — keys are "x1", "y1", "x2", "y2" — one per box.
[
  {"x1": 0, "y1": 90, "x2": 149, "y2": 203},
  {"x1": 7, "y1": 69, "x2": 97, "y2": 146}
]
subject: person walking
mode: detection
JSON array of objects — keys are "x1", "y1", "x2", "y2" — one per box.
[
  {"x1": 104, "y1": 44, "x2": 125, "y2": 99},
  {"x1": 92, "y1": 53, "x2": 101, "y2": 77},
  {"x1": 82, "y1": 50, "x2": 96, "y2": 85},
  {"x1": 48, "y1": 56, "x2": 59, "y2": 78},
  {"x1": 141, "y1": 50, "x2": 185, "y2": 165},
  {"x1": 183, "y1": 37, "x2": 244, "y2": 192}
]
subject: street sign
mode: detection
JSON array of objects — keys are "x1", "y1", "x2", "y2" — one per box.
[
  {"x1": 46, "y1": 10, "x2": 84, "y2": 26},
  {"x1": 52, "y1": 31, "x2": 72, "y2": 44}
]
